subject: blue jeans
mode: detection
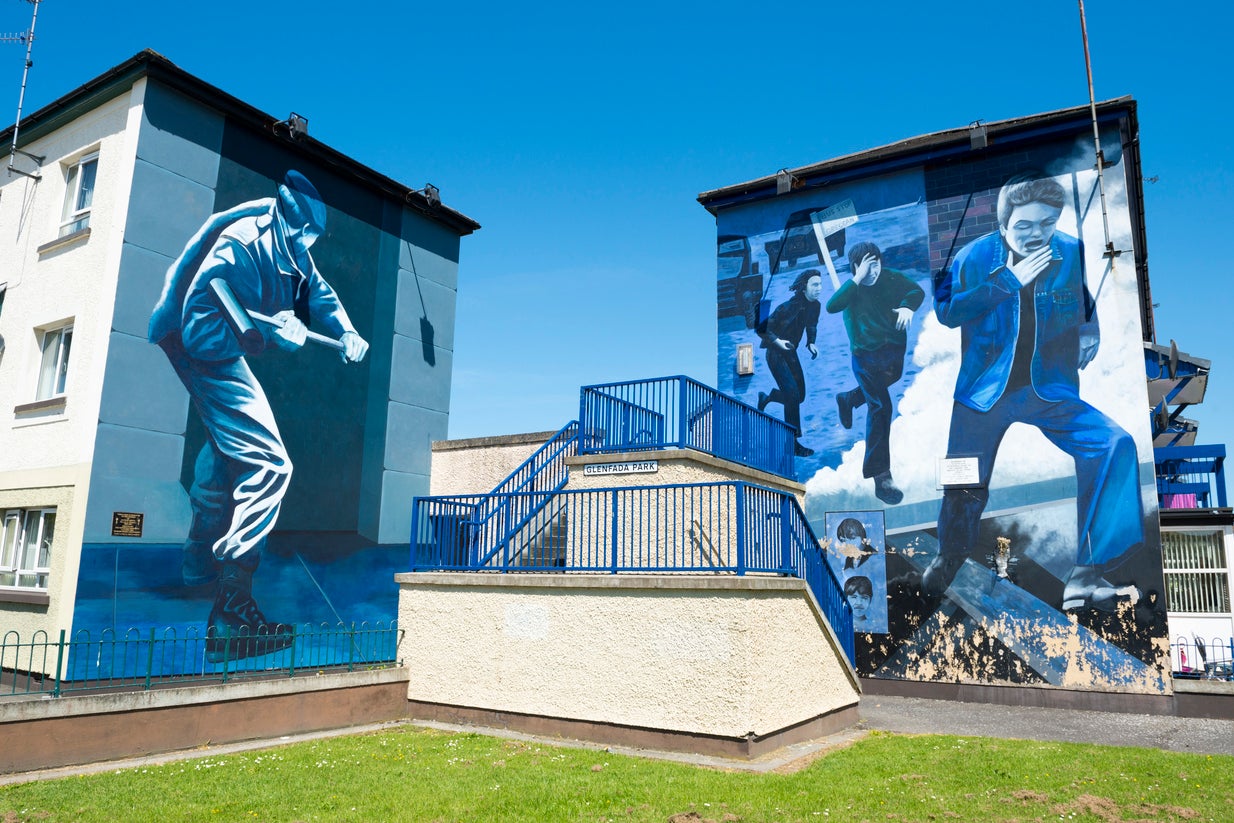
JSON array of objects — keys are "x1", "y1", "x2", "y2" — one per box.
[
  {"x1": 839, "y1": 343, "x2": 905, "y2": 479},
  {"x1": 937, "y1": 386, "x2": 1143, "y2": 568},
  {"x1": 764, "y1": 346, "x2": 804, "y2": 434},
  {"x1": 160, "y1": 337, "x2": 292, "y2": 571}
]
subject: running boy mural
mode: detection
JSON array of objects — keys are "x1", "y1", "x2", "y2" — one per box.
[{"x1": 713, "y1": 119, "x2": 1168, "y2": 692}]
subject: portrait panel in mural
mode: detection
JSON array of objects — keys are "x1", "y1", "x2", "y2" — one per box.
[
  {"x1": 716, "y1": 136, "x2": 1168, "y2": 693},
  {"x1": 824, "y1": 510, "x2": 888, "y2": 634}
]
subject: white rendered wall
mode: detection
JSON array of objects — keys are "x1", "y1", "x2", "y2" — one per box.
[
  {"x1": 396, "y1": 574, "x2": 859, "y2": 739},
  {"x1": 1165, "y1": 524, "x2": 1234, "y2": 669},
  {"x1": 0, "y1": 84, "x2": 142, "y2": 633},
  {"x1": 0, "y1": 89, "x2": 138, "y2": 468}
]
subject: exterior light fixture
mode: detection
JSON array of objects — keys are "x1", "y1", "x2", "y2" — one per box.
[
  {"x1": 969, "y1": 120, "x2": 988, "y2": 150},
  {"x1": 776, "y1": 169, "x2": 800, "y2": 195},
  {"x1": 283, "y1": 112, "x2": 309, "y2": 139}
]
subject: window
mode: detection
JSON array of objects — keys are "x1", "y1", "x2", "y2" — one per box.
[
  {"x1": 0, "y1": 508, "x2": 55, "y2": 590},
  {"x1": 59, "y1": 153, "x2": 97, "y2": 237},
  {"x1": 1162, "y1": 529, "x2": 1231, "y2": 614},
  {"x1": 35, "y1": 324, "x2": 72, "y2": 400}
]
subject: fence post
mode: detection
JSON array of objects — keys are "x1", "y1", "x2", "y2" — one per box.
[
  {"x1": 344, "y1": 623, "x2": 356, "y2": 672},
  {"x1": 579, "y1": 388, "x2": 590, "y2": 454},
  {"x1": 52, "y1": 629, "x2": 65, "y2": 698},
  {"x1": 144, "y1": 628, "x2": 156, "y2": 690},
  {"x1": 678, "y1": 378, "x2": 688, "y2": 450},
  {"x1": 409, "y1": 500, "x2": 421, "y2": 571},
  {"x1": 780, "y1": 494, "x2": 793, "y2": 575},
  {"x1": 735, "y1": 483, "x2": 746, "y2": 576},
  {"x1": 610, "y1": 490, "x2": 619, "y2": 574}
]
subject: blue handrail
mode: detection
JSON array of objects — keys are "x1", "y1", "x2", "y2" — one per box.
[
  {"x1": 410, "y1": 481, "x2": 855, "y2": 664},
  {"x1": 579, "y1": 376, "x2": 796, "y2": 479},
  {"x1": 412, "y1": 423, "x2": 580, "y2": 570}
]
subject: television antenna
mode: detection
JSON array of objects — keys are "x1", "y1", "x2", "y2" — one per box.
[
  {"x1": 3, "y1": 0, "x2": 44, "y2": 180},
  {"x1": 1077, "y1": 0, "x2": 1113, "y2": 263}
]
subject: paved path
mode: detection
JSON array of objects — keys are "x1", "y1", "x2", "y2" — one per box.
[{"x1": 860, "y1": 694, "x2": 1234, "y2": 756}]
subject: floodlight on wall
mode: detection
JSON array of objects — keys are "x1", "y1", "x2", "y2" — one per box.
[
  {"x1": 282, "y1": 112, "x2": 309, "y2": 139},
  {"x1": 969, "y1": 120, "x2": 988, "y2": 150},
  {"x1": 410, "y1": 183, "x2": 440, "y2": 208},
  {"x1": 736, "y1": 343, "x2": 755, "y2": 376},
  {"x1": 776, "y1": 169, "x2": 800, "y2": 195}
]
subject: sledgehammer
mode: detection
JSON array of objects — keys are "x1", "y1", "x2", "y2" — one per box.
[{"x1": 209, "y1": 278, "x2": 345, "y2": 355}]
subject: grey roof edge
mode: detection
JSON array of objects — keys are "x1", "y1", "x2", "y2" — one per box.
[
  {"x1": 697, "y1": 97, "x2": 1138, "y2": 213},
  {"x1": 1, "y1": 49, "x2": 481, "y2": 237}
]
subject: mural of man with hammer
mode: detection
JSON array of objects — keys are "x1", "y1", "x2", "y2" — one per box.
[{"x1": 149, "y1": 170, "x2": 368, "y2": 661}]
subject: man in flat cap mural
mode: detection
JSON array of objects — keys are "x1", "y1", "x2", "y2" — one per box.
[{"x1": 150, "y1": 170, "x2": 368, "y2": 661}]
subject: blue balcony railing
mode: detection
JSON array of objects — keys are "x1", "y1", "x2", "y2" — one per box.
[
  {"x1": 0, "y1": 622, "x2": 401, "y2": 698},
  {"x1": 579, "y1": 376, "x2": 796, "y2": 480},
  {"x1": 411, "y1": 481, "x2": 854, "y2": 663},
  {"x1": 1155, "y1": 444, "x2": 1227, "y2": 509}
]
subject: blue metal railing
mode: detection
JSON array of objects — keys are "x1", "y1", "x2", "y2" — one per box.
[
  {"x1": 491, "y1": 421, "x2": 580, "y2": 498},
  {"x1": 411, "y1": 481, "x2": 854, "y2": 663},
  {"x1": 417, "y1": 422, "x2": 580, "y2": 570},
  {"x1": 0, "y1": 622, "x2": 402, "y2": 698},
  {"x1": 1155, "y1": 444, "x2": 1228, "y2": 509},
  {"x1": 579, "y1": 376, "x2": 796, "y2": 480}
]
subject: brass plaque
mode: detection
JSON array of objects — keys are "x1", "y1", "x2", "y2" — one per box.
[{"x1": 111, "y1": 511, "x2": 144, "y2": 538}]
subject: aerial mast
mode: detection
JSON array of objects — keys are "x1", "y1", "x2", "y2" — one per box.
[{"x1": 4, "y1": 0, "x2": 44, "y2": 179}]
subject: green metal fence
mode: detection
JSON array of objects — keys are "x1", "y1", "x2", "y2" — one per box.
[{"x1": 0, "y1": 622, "x2": 402, "y2": 698}]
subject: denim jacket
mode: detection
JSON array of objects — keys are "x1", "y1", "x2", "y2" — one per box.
[{"x1": 934, "y1": 230, "x2": 1098, "y2": 412}]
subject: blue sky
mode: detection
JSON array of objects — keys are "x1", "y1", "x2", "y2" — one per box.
[{"x1": 6, "y1": 0, "x2": 1232, "y2": 451}]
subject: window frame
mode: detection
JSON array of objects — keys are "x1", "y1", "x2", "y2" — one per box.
[
  {"x1": 34, "y1": 323, "x2": 73, "y2": 402},
  {"x1": 0, "y1": 507, "x2": 55, "y2": 592},
  {"x1": 58, "y1": 152, "x2": 98, "y2": 238},
  {"x1": 1161, "y1": 528, "x2": 1231, "y2": 615}
]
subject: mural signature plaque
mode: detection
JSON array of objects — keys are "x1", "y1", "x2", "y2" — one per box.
[{"x1": 110, "y1": 512, "x2": 144, "y2": 538}]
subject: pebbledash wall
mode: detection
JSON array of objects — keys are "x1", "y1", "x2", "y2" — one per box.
[
  {"x1": 0, "y1": 51, "x2": 477, "y2": 674},
  {"x1": 702, "y1": 99, "x2": 1170, "y2": 695}
]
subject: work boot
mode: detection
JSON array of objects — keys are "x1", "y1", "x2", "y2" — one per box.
[
  {"x1": 794, "y1": 440, "x2": 815, "y2": 457},
  {"x1": 757, "y1": 391, "x2": 770, "y2": 413},
  {"x1": 873, "y1": 471, "x2": 903, "y2": 505},
  {"x1": 205, "y1": 564, "x2": 294, "y2": 663},
  {"x1": 921, "y1": 553, "x2": 967, "y2": 598},
  {"x1": 1062, "y1": 564, "x2": 1140, "y2": 612}
]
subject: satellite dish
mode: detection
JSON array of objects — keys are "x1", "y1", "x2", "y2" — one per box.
[
  {"x1": 1168, "y1": 339, "x2": 1179, "y2": 379},
  {"x1": 1155, "y1": 404, "x2": 1170, "y2": 434}
]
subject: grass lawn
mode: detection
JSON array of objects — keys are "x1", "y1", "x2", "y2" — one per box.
[{"x1": 1, "y1": 725, "x2": 1230, "y2": 822}]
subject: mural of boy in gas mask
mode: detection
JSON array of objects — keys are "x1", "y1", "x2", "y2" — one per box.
[{"x1": 149, "y1": 170, "x2": 369, "y2": 661}]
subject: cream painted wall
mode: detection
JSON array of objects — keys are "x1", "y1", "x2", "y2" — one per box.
[
  {"x1": 396, "y1": 574, "x2": 858, "y2": 739},
  {"x1": 429, "y1": 432, "x2": 555, "y2": 496},
  {"x1": 0, "y1": 467, "x2": 89, "y2": 659}
]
